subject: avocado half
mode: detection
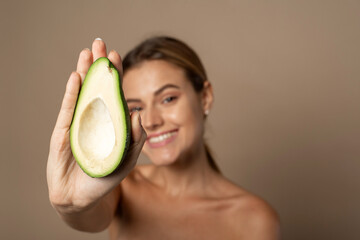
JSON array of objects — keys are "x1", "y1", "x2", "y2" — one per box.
[{"x1": 70, "y1": 57, "x2": 130, "y2": 178}]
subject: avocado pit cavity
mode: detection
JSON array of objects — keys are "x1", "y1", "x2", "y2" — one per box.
[{"x1": 78, "y1": 97, "x2": 115, "y2": 162}]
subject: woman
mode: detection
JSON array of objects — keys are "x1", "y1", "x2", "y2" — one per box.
[{"x1": 47, "y1": 36, "x2": 280, "y2": 239}]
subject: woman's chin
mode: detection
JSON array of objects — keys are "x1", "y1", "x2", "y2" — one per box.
[
  {"x1": 143, "y1": 140, "x2": 176, "y2": 162},
  {"x1": 148, "y1": 154, "x2": 179, "y2": 166}
]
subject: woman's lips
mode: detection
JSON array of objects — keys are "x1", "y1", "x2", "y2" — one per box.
[{"x1": 146, "y1": 129, "x2": 178, "y2": 148}]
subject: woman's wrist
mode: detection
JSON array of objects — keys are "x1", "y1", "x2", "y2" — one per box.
[{"x1": 54, "y1": 195, "x2": 114, "y2": 232}]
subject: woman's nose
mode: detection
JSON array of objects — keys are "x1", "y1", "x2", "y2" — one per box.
[{"x1": 141, "y1": 106, "x2": 163, "y2": 131}]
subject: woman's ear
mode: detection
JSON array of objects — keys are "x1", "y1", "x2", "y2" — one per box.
[{"x1": 202, "y1": 81, "x2": 214, "y2": 117}]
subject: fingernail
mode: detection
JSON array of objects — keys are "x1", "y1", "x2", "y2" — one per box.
[{"x1": 95, "y1": 37, "x2": 102, "y2": 41}]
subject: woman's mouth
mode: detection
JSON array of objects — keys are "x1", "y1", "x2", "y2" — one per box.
[{"x1": 147, "y1": 130, "x2": 178, "y2": 148}]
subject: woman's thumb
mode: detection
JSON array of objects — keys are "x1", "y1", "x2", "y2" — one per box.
[{"x1": 130, "y1": 111, "x2": 147, "y2": 146}]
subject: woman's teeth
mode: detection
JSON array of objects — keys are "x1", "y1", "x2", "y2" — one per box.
[{"x1": 149, "y1": 132, "x2": 176, "y2": 143}]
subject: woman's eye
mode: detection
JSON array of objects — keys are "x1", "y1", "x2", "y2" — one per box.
[
  {"x1": 129, "y1": 106, "x2": 142, "y2": 112},
  {"x1": 163, "y1": 96, "x2": 177, "y2": 104}
]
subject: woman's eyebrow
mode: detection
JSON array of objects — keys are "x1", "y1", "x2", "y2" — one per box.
[
  {"x1": 126, "y1": 99, "x2": 141, "y2": 103},
  {"x1": 154, "y1": 84, "x2": 180, "y2": 96}
]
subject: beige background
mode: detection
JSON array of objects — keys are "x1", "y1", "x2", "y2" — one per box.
[{"x1": 1, "y1": 0, "x2": 359, "y2": 239}]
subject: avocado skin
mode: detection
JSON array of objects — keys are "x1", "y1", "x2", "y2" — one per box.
[{"x1": 70, "y1": 57, "x2": 131, "y2": 178}]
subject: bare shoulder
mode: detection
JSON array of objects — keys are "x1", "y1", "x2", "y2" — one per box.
[
  {"x1": 237, "y1": 194, "x2": 280, "y2": 238},
  {"x1": 223, "y1": 181, "x2": 281, "y2": 239}
]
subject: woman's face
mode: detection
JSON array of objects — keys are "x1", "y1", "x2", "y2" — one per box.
[{"x1": 122, "y1": 60, "x2": 212, "y2": 165}]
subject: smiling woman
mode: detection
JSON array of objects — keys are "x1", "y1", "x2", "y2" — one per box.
[
  {"x1": 122, "y1": 36, "x2": 220, "y2": 173},
  {"x1": 47, "y1": 36, "x2": 280, "y2": 240}
]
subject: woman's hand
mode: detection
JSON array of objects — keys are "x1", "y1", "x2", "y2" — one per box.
[{"x1": 46, "y1": 39, "x2": 146, "y2": 221}]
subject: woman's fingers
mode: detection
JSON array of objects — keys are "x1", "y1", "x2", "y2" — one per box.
[
  {"x1": 76, "y1": 48, "x2": 93, "y2": 82},
  {"x1": 54, "y1": 72, "x2": 82, "y2": 132},
  {"x1": 108, "y1": 50, "x2": 123, "y2": 76},
  {"x1": 54, "y1": 40, "x2": 118, "y2": 134},
  {"x1": 78, "y1": 40, "x2": 121, "y2": 82},
  {"x1": 92, "y1": 38, "x2": 107, "y2": 61}
]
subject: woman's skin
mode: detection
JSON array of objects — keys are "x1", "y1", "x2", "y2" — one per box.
[{"x1": 47, "y1": 39, "x2": 280, "y2": 239}]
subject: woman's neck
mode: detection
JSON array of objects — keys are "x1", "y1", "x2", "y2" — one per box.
[{"x1": 147, "y1": 144, "x2": 219, "y2": 198}]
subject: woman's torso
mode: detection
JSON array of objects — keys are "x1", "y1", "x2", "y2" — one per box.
[{"x1": 108, "y1": 165, "x2": 271, "y2": 240}]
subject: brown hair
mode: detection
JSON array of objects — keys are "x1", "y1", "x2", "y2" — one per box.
[{"x1": 123, "y1": 36, "x2": 220, "y2": 173}]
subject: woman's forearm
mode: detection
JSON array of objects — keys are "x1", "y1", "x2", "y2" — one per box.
[{"x1": 53, "y1": 187, "x2": 120, "y2": 233}]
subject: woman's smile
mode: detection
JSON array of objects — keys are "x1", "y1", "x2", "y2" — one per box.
[{"x1": 146, "y1": 129, "x2": 179, "y2": 148}]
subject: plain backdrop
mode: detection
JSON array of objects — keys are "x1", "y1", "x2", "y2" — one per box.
[{"x1": 1, "y1": 0, "x2": 359, "y2": 239}]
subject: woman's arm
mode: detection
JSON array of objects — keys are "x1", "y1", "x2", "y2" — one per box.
[
  {"x1": 47, "y1": 39, "x2": 146, "y2": 232},
  {"x1": 52, "y1": 186, "x2": 121, "y2": 232}
]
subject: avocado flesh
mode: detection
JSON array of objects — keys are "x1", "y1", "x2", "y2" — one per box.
[{"x1": 70, "y1": 57, "x2": 130, "y2": 178}]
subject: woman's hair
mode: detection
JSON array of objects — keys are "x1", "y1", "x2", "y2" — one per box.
[{"x1": 123, "y1": 36, "x2": 220, "y2": 173}]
